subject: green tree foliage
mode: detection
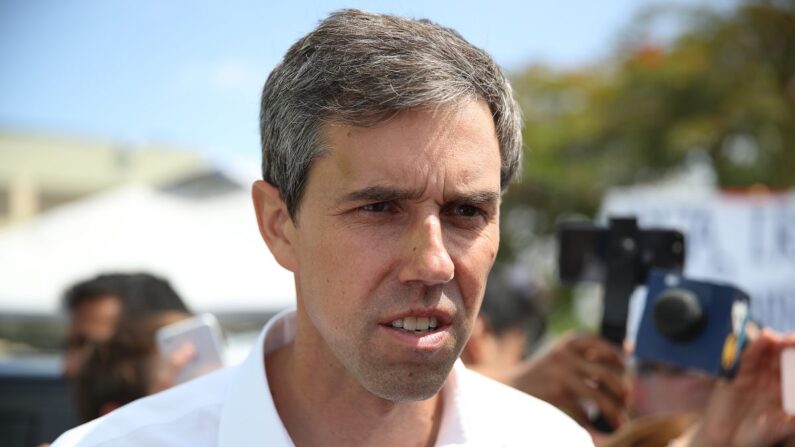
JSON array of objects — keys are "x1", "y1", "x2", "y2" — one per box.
[{"x1": 501, "y1": 0, "x2": 795, "y2": 261}]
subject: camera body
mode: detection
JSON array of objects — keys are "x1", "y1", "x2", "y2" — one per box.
[
  {"x1": 635, "y1": 269, "x2": 751, "y2": 377},
  {"x1": 558, "y1": 217, "x2": 685, "y2": 345},
  {"x1": 557, "y1": 217, "x2": 685, "y2": 433}
]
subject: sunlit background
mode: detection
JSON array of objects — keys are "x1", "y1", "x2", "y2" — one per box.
[
  {"x1": 2, "y1": 2, "x2": 794, "y2": 444},
  {"x1": 1, "y1": 0, "x2": 793, "y2": 356}
]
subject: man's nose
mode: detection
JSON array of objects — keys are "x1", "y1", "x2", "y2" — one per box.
[{"x1": 398, "y1": 214, "x2": 455, "y2": 285}]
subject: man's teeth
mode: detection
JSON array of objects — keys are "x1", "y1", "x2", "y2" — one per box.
[{"x1": 390, "y1": 316, "x2": 439, "y2": 332}]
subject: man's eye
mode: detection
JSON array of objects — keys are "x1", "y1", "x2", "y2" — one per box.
[
  {"x1": 360, "y1": 202, "x2": 390, "y2": 213},
  {"x1": 452, "y1": 204, "x2": 483, "y2": 218}
]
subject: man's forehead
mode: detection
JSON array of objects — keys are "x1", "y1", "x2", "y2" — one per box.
[
  {"x1": 320, "y1": 154, "x2": 501, "y2": 205},
  {"x1": 313, "y1": 104, "x2": 501, "y2": 193}
]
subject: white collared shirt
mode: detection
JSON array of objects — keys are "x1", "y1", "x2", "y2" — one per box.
[{"x1": 52, "y1": 309, "x2": 593, "y2": 446}]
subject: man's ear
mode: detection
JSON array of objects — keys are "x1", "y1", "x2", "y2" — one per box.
[{"x1": 252, "y1": 180, "x2": 298, "y2": 272}]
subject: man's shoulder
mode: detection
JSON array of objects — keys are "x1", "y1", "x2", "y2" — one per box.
[
  {"x1": 51, "y1": 366, "x2": 234, "y2": 447},
  {"x1": 457, "y1": 367, "x2": 594, "y2": 446}
]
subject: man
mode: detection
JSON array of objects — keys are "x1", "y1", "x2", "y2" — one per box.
[
  {"x1": 53, "y1": 9, "x2": 593, "y2": 446},
  {"x1": 62, "y1": 272, "x2": 190, "y2": 378}
]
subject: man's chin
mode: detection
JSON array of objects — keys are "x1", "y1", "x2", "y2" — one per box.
[
  {"x1": 368, "y1": 382, "x2": 446, "y2": 403},
  {"x1": 359, "y1": 361, "x2": 453, "y2": 402}
]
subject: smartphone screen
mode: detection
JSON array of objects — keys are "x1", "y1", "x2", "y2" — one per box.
[
  {"x1": 783, "y1": 347, "x2": 795, "y2": 415},
  {"x1": 156, "y1": 313, "x2": 225, "y2": 384}
]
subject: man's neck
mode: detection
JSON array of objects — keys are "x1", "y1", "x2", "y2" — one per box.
[{"x1": 265, "y1": 321, "x2": 445, "y2": 447}]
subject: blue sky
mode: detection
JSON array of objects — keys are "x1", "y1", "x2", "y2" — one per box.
[{"x1": 0, "y1": 0, "x2": 732, "y2": 165}]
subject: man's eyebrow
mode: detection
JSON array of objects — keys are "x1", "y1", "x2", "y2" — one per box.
[
  {"x1": 340, "y1": 186, "x2": 501, "y2": 207},
  {"x1": 340, "y1": 185, "x2": 423, "y2": 204},
  {"x1": 450, "y1": 190, "x2": 501, "y2": 207}
]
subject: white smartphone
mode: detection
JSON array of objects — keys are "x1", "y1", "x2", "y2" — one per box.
[
  {"x1": 783, "y1": 347, "x2": 795, "y2": 416},
  {"x1": 156, "y1": 313, "x2": 225, "y2": 384}
]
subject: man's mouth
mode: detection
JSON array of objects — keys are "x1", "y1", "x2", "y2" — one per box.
[
  {"x1": 378, "y1": 311, "x2": 452, "y2": 350},
  {"x1": 389, "y1": 316, "x2": 439, "y2": 333}
]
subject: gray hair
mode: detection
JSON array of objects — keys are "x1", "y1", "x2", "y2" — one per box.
[{"x1": 259, "y1": 9, "x2": 523, "y2": 219}]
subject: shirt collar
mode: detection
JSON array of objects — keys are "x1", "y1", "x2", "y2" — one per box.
[
  {"x1": 217, "y1": 308, "x2": 474, "y2": 447},
  {"x1": 218, "y1": 307, "x2": 296, "y2": 447}
]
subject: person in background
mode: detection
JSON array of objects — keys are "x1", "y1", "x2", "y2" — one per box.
[
  {"x1": 464, "y1": 270, "x2": 795, "y2": 446},
  {"x1": 62, "y1": 272, "x2": 191, "y2": 378},
  {"x1": 463, "y1": 268, "x2": 629, "y2": 431},
  {"x1": 74, "y1": 311, "x2": 192, "y2": 423},
  {"x1": 605, "y1": 329, "x2": 795, "y2": 447},
  {"x1": 678, "y1": 329, "x2": 795, "y2": 446},
  {"x1": 460, "y1": 267, "x2": 546, "y2": 381}
]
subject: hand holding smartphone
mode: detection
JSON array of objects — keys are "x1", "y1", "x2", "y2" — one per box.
[{"x1": 155, "y1": 313, "x2": 225, "y2": 385}]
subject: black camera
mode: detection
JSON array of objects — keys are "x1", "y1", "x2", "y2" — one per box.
[
  {"x1": 558, "y1": 217, "x2": 686, "y2": 345},
  {"x1": 557, "y1": 217, "x2": 686, "y2": 433},
  {"x1": 634, "y1": 269, "x2": 751, "y2": 377}
]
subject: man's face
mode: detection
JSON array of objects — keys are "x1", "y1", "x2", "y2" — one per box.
[
  {"x1": 281, "y1": 99, "x2": 502, "y2": 401},
  {"x1": 63, "y1": 294, "x2": 123, "y2": 377}
]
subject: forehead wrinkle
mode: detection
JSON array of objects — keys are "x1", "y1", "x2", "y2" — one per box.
[
  {"x1": 439, "y1": 155, "x2": 501, "y2": 202},
  {"x1": 321, "y1": 103, "x2": 501, "y2": 208}
]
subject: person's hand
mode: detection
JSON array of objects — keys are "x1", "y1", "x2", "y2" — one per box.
[
  {"x1": 148, "y1": 342, "x2": 196, "y2": 393},
  {"x1": 505, "y1": 332, "x2": 629, "y2": 429},
  {"x1": 684, "y1": 330, "x2": 795, "y2": 447}
]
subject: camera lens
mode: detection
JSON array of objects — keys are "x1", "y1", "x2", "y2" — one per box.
[{"x1": 652, "y1": 288, "x2": 705, "y2": 343}]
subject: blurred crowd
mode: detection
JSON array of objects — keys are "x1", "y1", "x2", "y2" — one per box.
[
  {"x1": 42, "y1": 267, "x2": 795, "y2": 447},
  {"x1": 466, "y1": 268, "x2": 795, "y2": 446},
  {"x1": 61, "y1": 273, "x2": 195, "y2": 423}
]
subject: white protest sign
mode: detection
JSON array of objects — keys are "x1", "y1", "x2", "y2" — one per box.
[{"x1": 601, "y1": 187, "x2": 795, "y2": 332}]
